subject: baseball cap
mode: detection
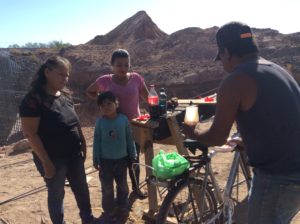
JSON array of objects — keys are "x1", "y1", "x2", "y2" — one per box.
[{"x1": 214, "y1": 22, "x2": 256, "y2": 61}]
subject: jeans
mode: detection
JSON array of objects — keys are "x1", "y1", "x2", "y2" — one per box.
[
  {"x1": 33, "y1": 153, "x2": 93, "y2": 224},
  {"x1": 99, "y1": 157, "x2": 129, "y2": 212},
  {"x1": 128, "y1": 143, "x2": 140, "y2": 190},
  {"x1": 248, "y1": 168, "x2": 300, "y2": 224}
]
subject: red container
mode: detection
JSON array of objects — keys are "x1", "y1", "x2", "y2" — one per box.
[
  {"x1": 148, "y1": 96, "x2": 159, "y2": 105},
  {"x1": 148, "y1": 85, "x2": 160, "y2": 120}
]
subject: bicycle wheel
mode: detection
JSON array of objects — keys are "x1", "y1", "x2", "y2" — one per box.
[{"x1": 156, "y1": 178, "x2": 218, "y2": 224}]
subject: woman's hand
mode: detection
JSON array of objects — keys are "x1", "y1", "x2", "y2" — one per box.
[
  {"x1": 78, "y1": 124, "x2": 87, "y2": 162},
  {"x1": 42, "y1": 160, "x2": 56, "y2": 179},
  {"x1": 94, "y1": 164, "x2": 101, "y2": 175},
  {"x1": 81, "y1": 144, "x2": 87, "y2": 162}
]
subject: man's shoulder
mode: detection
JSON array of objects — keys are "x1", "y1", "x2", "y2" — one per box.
[
  {"x1": 257, "y1": 58, "x2": 272, "y2": 65},
  {"x1": 234, "y1": 57, "x2": 272, "y2": 73},
  {"x1": 220, "y1": 69, "x2": 256, "y2": 96}
]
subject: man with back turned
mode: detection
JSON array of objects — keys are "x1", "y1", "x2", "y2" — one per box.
[{"x1": 184, "y1": 21, "x2": 300, "y2": 223}]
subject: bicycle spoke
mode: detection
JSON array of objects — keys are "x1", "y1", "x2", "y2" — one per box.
[{"x1": 159, "y1": 179, "x2": 218, "y2": 224}]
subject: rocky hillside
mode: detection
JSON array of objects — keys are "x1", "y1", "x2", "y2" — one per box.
[{"x1": 3, "y1": 10, "x2": 300, "y2": 125}]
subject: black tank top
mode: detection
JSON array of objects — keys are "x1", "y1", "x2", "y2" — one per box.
[{"x1": 235, "y1": 59, "x2": 300, "y2": 174}]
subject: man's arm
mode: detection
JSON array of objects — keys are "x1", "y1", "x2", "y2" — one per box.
[{"x1": 184, "y1": 74, "x2": 244, "y2": 146}]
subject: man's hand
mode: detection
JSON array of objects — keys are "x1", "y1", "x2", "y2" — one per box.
[
  {"x1": 182, "y1": 122, "x2": 201, "y2": 139},
  {"x1": 43, "y1": 160, "x2": 56, "y2": 179},
  {"x1": 167, "y1": 97, "x2": 179, "y2": 110},
  {"x1": 227, "y1": 134, "x2": 244, "y2": 148}
]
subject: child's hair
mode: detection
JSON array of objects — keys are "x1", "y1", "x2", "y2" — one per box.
[
  {"x1": 97, "y1": 91, "x2": 117, "y2": 106},
  {"x1": 110, "y1": 49, "x2": 130, "y2": 65}
]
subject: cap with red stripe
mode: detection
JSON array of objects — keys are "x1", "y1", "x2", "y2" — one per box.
[{"x1": 214, "y1": 22, "x2": 257, "y2": 61}]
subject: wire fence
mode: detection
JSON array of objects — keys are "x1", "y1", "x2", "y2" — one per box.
[{"x1": 0, "y1": 50, "x2": 29, "y2": 146}]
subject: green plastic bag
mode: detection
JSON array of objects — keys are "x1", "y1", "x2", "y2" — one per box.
[{"x1": 152, "y1": 150, "x2": 190, "y2": 179}]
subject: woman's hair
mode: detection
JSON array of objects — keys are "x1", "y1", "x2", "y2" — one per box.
[
  {"x1": 97, "y1": 91, "x2": 117, "y2": 106},
  {"x1": 110, "y1": 49, "x2": 130, "y2": 65},
  {"x1": 30, "y1": 55, "x2": 72, "y2": 96}
]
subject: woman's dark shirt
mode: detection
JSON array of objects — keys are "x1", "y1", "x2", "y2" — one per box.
[{"x1": 19, "y1": 91, "x2": 82, "y2": 159}]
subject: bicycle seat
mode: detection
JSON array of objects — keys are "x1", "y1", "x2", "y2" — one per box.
[{"x1": 183, "y1": 139, "x2": 208, "y2": 155}]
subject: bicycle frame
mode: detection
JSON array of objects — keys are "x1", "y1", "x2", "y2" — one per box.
[
  {"x1": 202, "y1": 147, "x2": 251, "y2": 224},
  {"x1": 167, "y1": 148, "x2": 248, "y2": 224},
  {"x1": 131, "y1": 139, "x2": 252, "y2": 224}
]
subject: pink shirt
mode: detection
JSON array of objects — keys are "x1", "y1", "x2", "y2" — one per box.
[{"x1": 96, "y1": 72, "x2": 145, "y2": 120}]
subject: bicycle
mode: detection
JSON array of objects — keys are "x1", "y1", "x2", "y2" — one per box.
[{"x1": 155, "y1": 133, "x2": 252, "y2": 224}]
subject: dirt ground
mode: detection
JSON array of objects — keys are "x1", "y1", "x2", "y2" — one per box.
[{"x1": 0, "y1": 127, "x2": 299, "y2": 224}]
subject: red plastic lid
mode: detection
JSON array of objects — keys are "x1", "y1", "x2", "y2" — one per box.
[
  {"x1": 136, "y1": 114, "x2": 150, "y2": 121},
  {"x1": 204, "y1": 96, "x2": 214, "y2": 102}
]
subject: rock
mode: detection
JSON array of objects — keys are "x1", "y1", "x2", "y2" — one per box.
[{"x1": 7, "y1": 139, "x2": 31, "y2": 156}]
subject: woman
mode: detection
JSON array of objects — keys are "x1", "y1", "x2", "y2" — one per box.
[
  {"x1": 20, "y1": 56, "x2": 95, "y2": 224},
  {"x1": 86, "y1": 49, "x2": 148, "y2": 198}
]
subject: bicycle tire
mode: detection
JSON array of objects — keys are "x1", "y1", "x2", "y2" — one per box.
[{"x1": 156, "y1": 178, "x2": 219, "y2": 224}]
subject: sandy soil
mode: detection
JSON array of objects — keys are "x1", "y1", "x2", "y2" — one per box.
[{"x1": 0, "y1": 127, "x2": 299, "y2": 224}]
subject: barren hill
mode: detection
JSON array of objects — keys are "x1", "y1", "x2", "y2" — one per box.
[
  {"x1": 60, "y1": 11, "x2": 300, "y2": 113},
  {"x1": 89, "y1": 11, "x2": 167, "y2": 45},
  {"x1": 1, "y1": 10, "x2": 300, "y2": 130}
]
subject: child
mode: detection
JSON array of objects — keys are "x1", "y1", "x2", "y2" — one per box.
[{"x1": 93, "y1": 91, "x2": 137, "y2": 220}]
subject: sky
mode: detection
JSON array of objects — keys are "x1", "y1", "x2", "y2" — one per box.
[{"x1": 0, "y1": 0, "x2": 300, "y2": 47}]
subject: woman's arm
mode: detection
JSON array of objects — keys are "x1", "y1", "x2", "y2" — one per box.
[
  {"x1": 86, "y1": 81, "x2": 99, "y2": 100},
  {"x1": 125, "y1": 120, "x2": 137, "y2": 159},
  {"x1": 21, "y1": 117, "x2": 56, "y2": 178}
]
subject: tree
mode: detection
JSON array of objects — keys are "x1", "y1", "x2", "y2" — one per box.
[
  {"x1": 7, "y1": 41, "x2": 72, "y2": 49},
  {"x1": 8, "y1": 44, "x2": 20, "y2": 48},
  {"x1": 48, "y1": 40, "x2": 72, "y2": 49}
]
